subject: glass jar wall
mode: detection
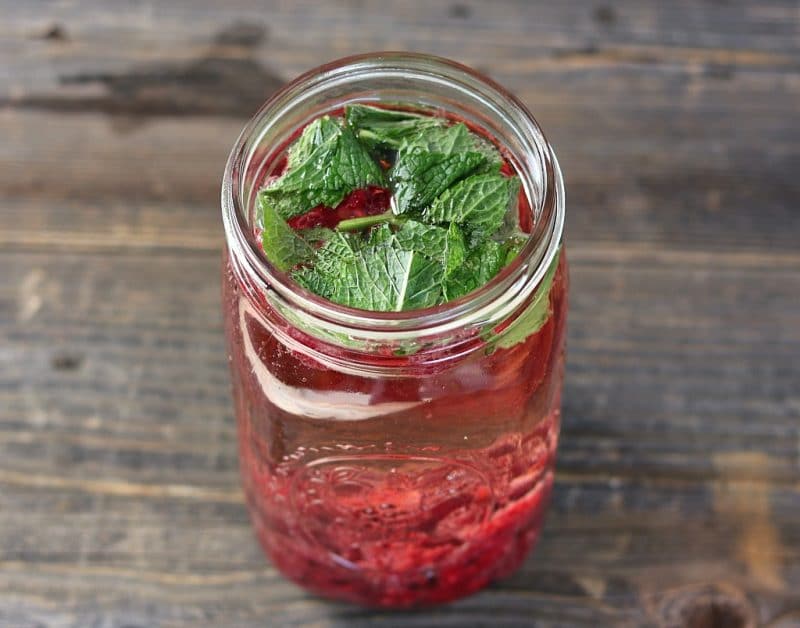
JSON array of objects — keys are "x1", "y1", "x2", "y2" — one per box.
[{"x1": 221, "y1": 53, "x2": 567, "y2": 607}]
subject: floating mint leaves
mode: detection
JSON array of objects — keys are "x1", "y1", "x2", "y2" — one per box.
[
  {"x1": 390, "y1": 148, "x2": 486, "y2": 215},
  {"x1": 258, "y1": 106, "x2": 530, "y2": 312}
]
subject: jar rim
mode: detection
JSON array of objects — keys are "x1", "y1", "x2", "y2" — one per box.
[{"x1": 221, "y1": 52, "x2": 564, "y2": 343}]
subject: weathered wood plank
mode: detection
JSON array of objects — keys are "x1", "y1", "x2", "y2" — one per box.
[
  {"x1": 1, "y1": 243, "x2": 798, "y2": 624},
  {"x1": 2, "y1": 87, "x2": 799, "y2": 253},
  {"x1": 0, "y1": 0, "x2": 798, "y2": 625},
  {"x1": 2, "y1": 248, "x2": 798, "y2": 480},
  {"x1": 1, "y1": 1, "x2": 798, "y2": 262},
  {"x1": 1, "y1": 249, "x2": 798, "y2": 484},
  {"x1": 0, "y1": 478, "x2": 798, "y2": 626}
]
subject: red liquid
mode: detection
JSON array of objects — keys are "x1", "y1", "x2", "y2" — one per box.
[
  {"x1": 222, "y1": 250, "x2": 567, "y2": 607},
  {"x1": 225, "y1": 109, "x2": 566, "y2": 606},
  {"x1": 288, "y1": 186, "x2": 392, "y2": 230}
]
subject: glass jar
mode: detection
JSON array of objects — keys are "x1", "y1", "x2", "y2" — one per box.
[{"x1": 221, "y1": 53, "x2": 567, "y2": 608}]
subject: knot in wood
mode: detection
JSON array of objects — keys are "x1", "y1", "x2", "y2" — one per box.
[{"x1": 655, "y1": 583, "x2": 756, "y2": 628}]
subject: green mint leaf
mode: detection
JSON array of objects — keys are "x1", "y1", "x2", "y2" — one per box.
[
  {"x1": 469, "y1": 133, "x2": 504, "y2": 172},
  {"x1": 258, "y1": 195, "x2": 316, "y2": 271},
  {"x1": 291, "y1": 230, "x2": 360, "y2": 298},
  {"x1": 443, "y1": 239, "x2": 505, "y2": 301},
  {"x1": 313, "y1": 231, "x2": 361, "y2": 273},
  {"x1": 298, "y1": 226, "x2": 336, "y2": 246},
  {"x1": 444, "y1": 222, "x2": 469, "y2": 277},
  {"x1": 367, "y1": 223, "x2": 394, "y2": 246},
  {"x1": 326, "y1": 241, "x2": 443, "y2": 311},
  {"x1": 494, "y1": 248, "x2": 561, "y2": 349},
  {"x1": 345, "y1": 104, "x2": 444, "y2": 150},
  {"x1": 287, "y1": 116, "x2": 341, "y2": 170},
  {"x1": 405, "y1": 122, "x2": 502, "y2": 169},
  {"x1": 388, "y1": 121, "x2": 509, "y2": 215},
  {"x1": 391, "y1": 148, "x2": 486, "y2": 215},
  {"x1": 407, "y1": 123, "x2": 471, "y2": 154},
  {"x1": 261, "y1": 117, "x2": 385, "y2": 219},
  {"x1": 423, "y1": 173, "x2": 520, "y2": 246},
  {"x1": 292, "y1": 266, "x2": 335, "y2": 298},
  {"x1": 395, "y1": 220, "x2": 466, "y2": 278}
]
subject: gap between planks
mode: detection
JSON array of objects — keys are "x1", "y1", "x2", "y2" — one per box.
[
  {"x1": 0, "y1": 466, "x2": 796, "y2": 508},
  {"x1": 2, "y1": 235, "x2": 800, "y2": 271}
]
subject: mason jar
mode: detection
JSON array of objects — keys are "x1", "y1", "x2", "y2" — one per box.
[{"x1": 221, "y1": 53, "x2": 567, "y2": 608}]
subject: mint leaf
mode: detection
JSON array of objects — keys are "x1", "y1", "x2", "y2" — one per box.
[
  {"x1": 389, "y1": 120, "x2": 508, "y2": 215},
  {"x1": 328, "y1": 241, "x2": 443, "y2": 311},
  {"x1": 258, "y1": 195, "x2": 316, "y2": 271},
  {"x1": 443, "y1": 239, "x2": 505, "y2": 301},
  {"x1": 297, "y1": 230, "x2": 443, "y2": 311},
  {"x1": 261, "y1": 117, "x2": 385, "y2": 219},
  {"x1": 405, "y1": 123, "x2": 502, "y2": 170},
  {"x1": 297, "y1": 226, "x2": 336, "y2": 246},
  {"x1": 494, "y1": 248, "x2": 561, "y2": 349},
  {"x1": 345, "y1": 104, "x2": 444, "y2": 150},
  {"x1": 314, "y1": 231, "x2": 361, "y2": 273},
  {"x1": 287, "y1": 116, "x2": 341, "y2": 169},
  {"x1": 391, "y1": 148, "x2": 486, "y2": 215},
  {"x1": 408, "y1": 123, "x2": 471, "y2": 154},
  {"x1": 444, "y1": 222, "x2": 469, "y2": 277},
  {"x1": 293, "y1": 266, "x2": 335, "y2": 298},
  {"x1": 423, "y1": 173, "x2": 520, "y2": 246},
  {"x1": 395, "y1": 220, "x2": 466, "y2": 278},
  {"x1": 367, "y1": 223, "x2": 394, "y2": 246},
  {"x1": 291, "y1": 231, "x2": 360, "y2": 298}
]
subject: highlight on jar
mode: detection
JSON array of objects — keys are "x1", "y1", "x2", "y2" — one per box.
[{"x1": 221, "y1": 52, "x2": 567, "y2": 608}]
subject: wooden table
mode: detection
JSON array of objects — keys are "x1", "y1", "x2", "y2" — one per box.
[{"x1": 1, "y1": 2, "x2": 798, "y2": 626}]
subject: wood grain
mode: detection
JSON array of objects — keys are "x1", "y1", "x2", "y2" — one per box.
[{"x1": 0, "y1": 1, "x2": 798, "y2": 626}]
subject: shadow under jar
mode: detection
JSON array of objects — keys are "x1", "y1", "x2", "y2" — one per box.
[{"x1": 221, "y1": 53, "x2": 567, "y2": 608}]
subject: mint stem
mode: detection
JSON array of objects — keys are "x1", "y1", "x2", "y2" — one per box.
[{"x1": 336, "y1": 210, "x2": 401, "y2": 232}]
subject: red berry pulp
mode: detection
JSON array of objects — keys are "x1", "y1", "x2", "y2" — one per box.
[{"x1": 223, "y1": 109, "x2": 567, "y2": 607}]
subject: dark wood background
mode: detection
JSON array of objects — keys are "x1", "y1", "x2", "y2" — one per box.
[{"x1": 1, "y1": 2, "x2": 798, "y2": 626}]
